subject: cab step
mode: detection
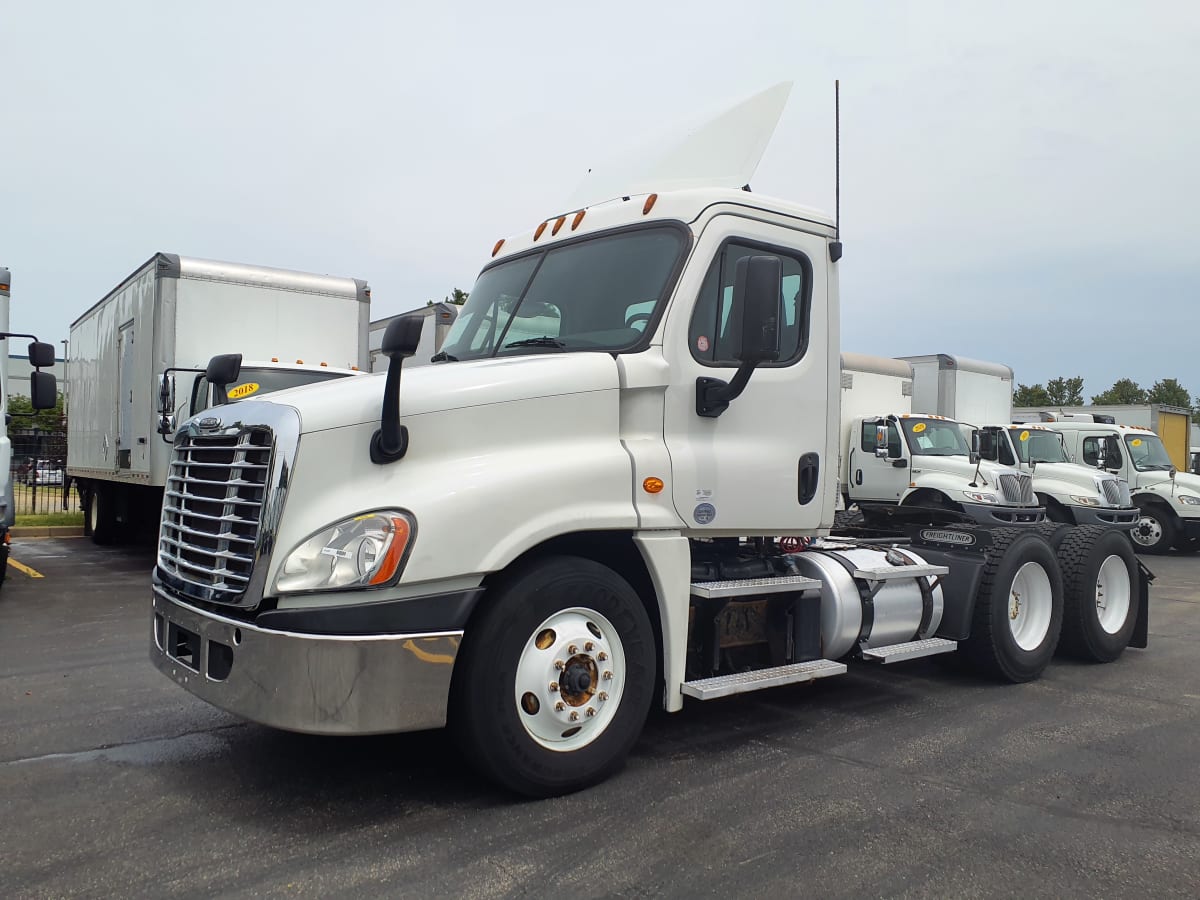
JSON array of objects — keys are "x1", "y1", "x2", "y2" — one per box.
[
  {"x1": 690, "y1": 574, "x2": 822, "y2": 599},
  {"x1": 681, "y1": 659, "x2": 846, "y2": 700},
  {"x1": 860, "y1": 637, "x2": 957, "y2": 664}
]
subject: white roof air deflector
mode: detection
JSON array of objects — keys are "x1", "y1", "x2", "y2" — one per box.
[{"x1": 565, "y1": 82, "x2": 793, "y2": 211}]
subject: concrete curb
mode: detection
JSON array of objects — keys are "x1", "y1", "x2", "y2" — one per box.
[{"x1": 10, "y1": 526, "x2": 86, "y2": 538}]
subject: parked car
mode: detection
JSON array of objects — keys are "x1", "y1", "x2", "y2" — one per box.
[{"x1": 24, "y1": 461, "x2": 65, "y2": 486}]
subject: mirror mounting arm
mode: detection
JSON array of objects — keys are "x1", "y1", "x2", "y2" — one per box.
[
  {"x1": 371, "y1": 316, "x2": 424, "y2": 465},
  {"x1": 696, "y1": 364, "x2": 757, "y2": 418}
]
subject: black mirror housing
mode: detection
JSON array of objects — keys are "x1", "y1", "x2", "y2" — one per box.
[
  {"x1": 206, "y1": 353, "x2": 242, "y2": 387},
  {"x1": 731, "y1": 256, "x2": 781, "y2": 364},
  {"x1": 383, "y1": 316, "x2": 424, "y2": 359},
  {"x1": 28, "y1": 341, "x2": 56, "y2": 369},
  {"x1": 30, "y1": 371, "x2": 57, "y2": 410}
]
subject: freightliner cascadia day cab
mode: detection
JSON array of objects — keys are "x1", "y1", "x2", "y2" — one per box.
[
  {"x1": 839, "y1": 353, "x2": 1042, "y2": 524},
  {"x1": 1034, "y1": 420, "x2": 1200, "y2": 554},
  {"x1": 67, "y1": 253, "x2": 371, "y2": 544},
  {"x1": 897, "y1": 353, "x2": 1135, "y2": 530},
  {"x1": 0, "y1": 267, "x2": 60, "y2": 586},
  {"x1": 150, "y1": 86, "x2": 1149, "y2": 796}
]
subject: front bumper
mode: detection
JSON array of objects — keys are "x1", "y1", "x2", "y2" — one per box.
[
  {"x1": 1183, "y1": 517, "x2": 1200, "y2": 540},
  {"x1": 1071, "y1": 505, "x2": 1139, "y2": 529},
  {"x1": 959, "y1": 501, "x2": 1045, "y2": 526},
  {"x1": 151, "y1": 585, "x2": 461, "y2": 735}
]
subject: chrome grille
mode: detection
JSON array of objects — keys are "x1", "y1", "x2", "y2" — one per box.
[
  {"x1": 158, "y1": 429, "x2": 273, "y2": 603},
  {"x1": 997, "y1": 472, "x2": 1035, "y2": 505},
  {"x1": 1100, "y1": 478, "x2": 1131, "y2": 507}
]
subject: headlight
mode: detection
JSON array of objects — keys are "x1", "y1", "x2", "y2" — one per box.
[
  {"x1": 962, "y1": 491, "x2": 998, "y2": 504},
  {"x1": 1178, "y1": 495, "x2": 1200, "y2": 506},
  {"x1": 1069, "y1": 495, "x2": 1102, "y2": 507},
  {"x1": 275, "y1": 510, "x2": 414, "y2": 594}
]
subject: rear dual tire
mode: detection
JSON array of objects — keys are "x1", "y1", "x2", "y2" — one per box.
[{"x1": 1056, "y1": 526, "x2": 1139, "y2": 663}]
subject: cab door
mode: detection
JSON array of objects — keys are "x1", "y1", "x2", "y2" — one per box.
[
  {"x1": 847, "y1": 418, "x2": 909, "y2": 502},
  {"x1": 661, "y1": 215, "x2": 833, "y2": 534}
]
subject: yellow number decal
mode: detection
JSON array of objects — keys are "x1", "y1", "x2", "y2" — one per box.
[
  {"x1": 912, "y1": 422, "x2": 926, "y2": 433},
  {"x1": 228, "y1": 382, "x2": 260, "y2": 400},
  {"x1": 1019, "y1": 430, "x2": 1030, "y2": 441}
]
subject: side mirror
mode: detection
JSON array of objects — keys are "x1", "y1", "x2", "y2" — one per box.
[
  {"x1": 156, "y1": 414, "x2": 176, "y2": 436},
  {"x1": 30, "y1": 371, "x2": 57, "y2": 410},
  {"x1": 371, "y1": 316, "x2": 424, "y2": 464},
  {"x1": 157, "y1": 373, "x2": 175, "y2": 415},
  {"x1": 874, "y1": 423, "x2": 888, "y2": 459},
  {"x1": 28, "y1": 341, "x2": 56, "y2": 369},
  {"x1": 733, "y1": 256, "x2": 782, "y2": 364},
  {"x1": 972, "y1": 429, "x2": 998, "y2": 463},
  {"x1": 205, "y1": 353, "x2": 242, "y2": 406}
]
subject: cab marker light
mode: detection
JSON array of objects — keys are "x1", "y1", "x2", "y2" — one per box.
[
  {"x1": 642, "y1": 193, "x2": 658, "y2": 215},
  {"x1": 492, "y1": 239, "x2": 505, "y2": 257},
  {"x1": 571, "y1": 210, "x2": 586, "y2": 230},
  {"x1": 534, "y1": 222, "x2": 548, "y2": 241},
  {"x1": 552, "y1": 216, "x2": 566, "y2": 235}
]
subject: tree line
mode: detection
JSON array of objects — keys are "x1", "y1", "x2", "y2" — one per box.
[{"x1": 1013, "y1": 376, "x2": 1196, "y2": 412}]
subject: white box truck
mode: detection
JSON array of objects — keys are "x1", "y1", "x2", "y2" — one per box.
[
  {"x1": 150, "y1": 86, "x2": 1149, "y2": 797},
  {"x1": 902, "y1": 353, "x2": 1014, "y2": 425},
  {"x1": 0, "y1": 267, "x2": 60, "y2": 584},
  {"x1": 67, "y1": 253, "x2": 371, "y2": 543},
  {"x1": 368, "y1": 302, "x2": 460, "y2": 372}
]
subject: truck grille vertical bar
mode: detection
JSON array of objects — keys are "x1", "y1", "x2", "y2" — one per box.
[{"x1": 997, "y1": 472, "x2": 1035, "y2": 505}]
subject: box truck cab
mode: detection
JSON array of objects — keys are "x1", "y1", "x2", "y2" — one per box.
[
  {"x1": 976, "y1": 424, "x2": 1136, "y2": 528},
  {"x1": 1042, "y1": 421, "x2": 1200, "y2": 553}
]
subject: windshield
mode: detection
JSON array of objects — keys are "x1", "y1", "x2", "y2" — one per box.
[
  {"x1": 192, "y1": 367, "x2": 352, "y2": 415},
  {"x1": 1009, "y1": 429, "x2": 1069, "y2": 464},
  {"x1": 900, "y1": 419, "x2": 970, "y2": 456},
  {"x1": 1124, "y1": 433, "x2": 1174, "y2": 471},
  {"x1": 437, "y1": 226, "x2": 686, "y2": 361}
]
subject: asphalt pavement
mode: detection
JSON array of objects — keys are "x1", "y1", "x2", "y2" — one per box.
[{"x1": 2, "y1": 537, "x2": 1199, "y2": 898}]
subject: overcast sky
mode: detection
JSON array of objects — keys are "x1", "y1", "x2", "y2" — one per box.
[{"x1": 4, "y1": 1, "x2": 1197, "y2": 398}]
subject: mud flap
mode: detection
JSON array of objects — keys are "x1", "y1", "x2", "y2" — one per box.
[{"x1": 1130, "y1": 560, "x2": 1153, "y2": 649}]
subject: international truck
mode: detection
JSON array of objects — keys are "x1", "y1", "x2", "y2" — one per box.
[
  {"x1": 1014, "y1": 404, "x2": 1193, "y2": 473},
  {"x1": 1032, "y1": 420, "x2": 1200, "y2": 553},
  {"x1": 67, "y1": 253, "x2": 371, "y2": 544},
  {"x1": 839, "y1": 353, "x2": 1043, "y2": 525},
  {"x1": 898, "y1": 354, "x2": 1135, "y2": 529},
  {"x1": 149, "y1": 86, "x2": 1149, "y2": 796},
  {"x1": 0, "y1": 267, "x2": 61, "y2": 583}
]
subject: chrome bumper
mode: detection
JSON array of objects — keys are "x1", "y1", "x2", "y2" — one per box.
[{"x1": 151, "y1": 586, "x2": 461, "y2": 735}]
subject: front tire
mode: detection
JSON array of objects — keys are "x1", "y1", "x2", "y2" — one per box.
[
  {"x1": 1057, "y1": 526, "x2": 1138, "y2": 662},
  {"x1": 450, "y1": 556, "x2": 656, "y2": 797},
  {"x1": 963, "y1": 528, "x2": 1064, "y2": 682},
  {"x1": 1130, "y1": 503, "x2": 1175, "y2": 554}
]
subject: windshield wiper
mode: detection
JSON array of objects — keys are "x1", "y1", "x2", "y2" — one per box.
[
  {"x1": 430, "y1": 351, "x2": 458, "y2": 362},
  {"x1": 504, "y1": 337, "x2": 566, "y2": 349}
]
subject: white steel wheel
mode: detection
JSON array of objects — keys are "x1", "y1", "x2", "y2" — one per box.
[
  {"x1": 1094, "y1": 554, "x2": 1132, "y2": 635},
  {"x1": 514, "y1": 607, "x2": 625, "y2": 752},
  {"x1": 1007, "y1": 561, "x2": 1054, "y2": 651}
]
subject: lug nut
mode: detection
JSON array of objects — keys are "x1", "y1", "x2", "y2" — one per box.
[
  {"x1": 554, "y1": 660, "x2": 565, "y2": 670},
  {"x1": 598, "y1": 651, "x2": 608, "y2": 661},
  {"x1": 586, "y1": 707, "x2": 596, "y2": 717},
  {"x1": 567, "y1": 644, "x2": 578, "y2": 654},
  {"x1": 603, "y1": 670, "x2": 613, "y2": 681},
  {"x1": 569, "y1": 711, "x2": 579, "y2": 722},
  {"x1": 549, "y1": 682, "x2": 558, "y2": 692},
  {"x1": 585, "y1": 642, "x2": 594, "y2": 652},
  {"x1": 598, "y1": 692, "x2": 608, "y2": 702},
  {"x1": 555, "y1": 701, "x2": 565, "y2": 712}
]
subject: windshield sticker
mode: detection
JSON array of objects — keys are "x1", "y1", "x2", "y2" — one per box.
[
  {"x1": 697, "y1": 335, "x2": 710, "y2": 352},
  {"x1": 693, "y1": 502, "x2": 716, "y2": 525},
  {"x1": 1131, "y1": 438, "x2": 1143, "y2": 446},
  {"x1": 228, "y1": 382, "x2": 260, "y2": 400},
  {"x1": 1019, "y1": 430, "x2": 1030, "y2": 442},
  {"x1": 912, "y1": 422, "x2": 926, "y2": 433}
]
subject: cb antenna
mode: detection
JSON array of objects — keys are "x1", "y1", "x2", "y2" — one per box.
[{"x1": 830, "y1": 80, "x2": 843, "y2": 262}]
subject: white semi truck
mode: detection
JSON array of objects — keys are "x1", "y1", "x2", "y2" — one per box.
[
  {"x1": 900, "y1": 353, "x2": 1135, "y2": 529},
  {"x1": 67, "y1": 253, "x2": 371, "y2": 544},
  {"x1": 839, "y1": 353, "x2": 1043, "y2": 525},
  {"x1": 0, "y1": 267, "x2": 61, "y2": 583},
  {"x1": 149, "y1": 88, "x2": 1149, "y2": 796},
  {"x1": 1034, "y1": 420, "x2": 1200, "y2": 554}
]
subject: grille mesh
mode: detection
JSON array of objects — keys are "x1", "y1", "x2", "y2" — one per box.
[
  {"x1": 997, "y1": 472, "x2": 1035, "y2": 505},
  {"x1": 158, "y1": 429, "x2": 272, "y2": 602},
  {"x1": 1100, "y1": 478, "x2": 1131, "y2": 507}
]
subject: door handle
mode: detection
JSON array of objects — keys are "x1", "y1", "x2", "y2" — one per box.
[
  {"x1": 855, "y1": 468, "x2": 863, "y2": 486},
  {"x1": 797, "y1": 453, "x2": 820, "y2": 505}
]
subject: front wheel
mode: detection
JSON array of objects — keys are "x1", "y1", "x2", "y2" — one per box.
[
  {"x1": 1130, "y1": 504, "x2": 1175, "y2": 554},
  {"x1": 450, "y1": 556, "x2": 656, "y2": 797},
  {"x1": 963, "y1": 528, "x2": 1064, "y2": 682}
]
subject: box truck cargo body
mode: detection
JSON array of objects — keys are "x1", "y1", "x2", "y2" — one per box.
[
  {"x1": 369, "y1": 302, "x2": 460, "y2": 372},
  {"x1": 902, "y1": 354, "x2": 1014, "y2": 425},
  {"x1": 67, "y1": 253, "x2": 370, "y2": 542}
]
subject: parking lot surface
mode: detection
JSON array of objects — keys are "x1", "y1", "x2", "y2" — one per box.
[{"x1": 2, "y1": 538, "x2": 1199, "y2": 898}]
